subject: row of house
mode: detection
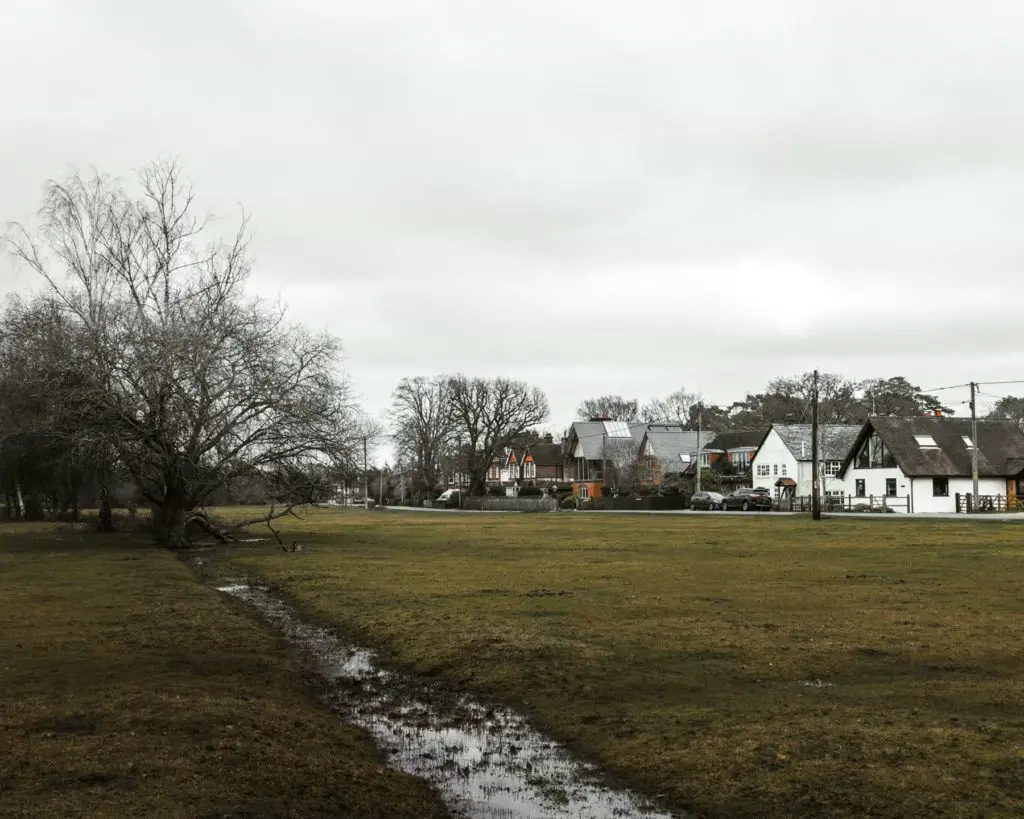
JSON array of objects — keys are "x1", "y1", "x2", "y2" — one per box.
[{"x1": 473, "y1": 414, "x2": 1024, "y2": 514}]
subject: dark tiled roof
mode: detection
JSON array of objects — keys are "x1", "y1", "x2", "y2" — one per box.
[
  {"x1": 774, "y1": 424, "x2": 861, "y2": 461},
  {"x1": 701, "y1": 429, "x2": 768, "y2": 452},
  {"x1": 527, "y1": 443, "x2": 563, "y2": 467},
  {"x1": 865, "y1": 417, "x2": 1024, "y2": 477}
]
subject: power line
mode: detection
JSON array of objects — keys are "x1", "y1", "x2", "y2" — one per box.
[
  {"x1": 977, "y1": 380, "x2": 1024, "y2": 388},
  {"x1": 919, "y1": 382, "x2": 972, "y2": 393}
]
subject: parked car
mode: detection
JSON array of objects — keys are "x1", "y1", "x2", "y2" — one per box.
[
  {"x1": 689, "y1": 491, "x2": 725, "y2": 511},
  {"x1": 721, "y1": 487, "x2": 773, "y2": 511},
  {"x1": 435, "y1": 488, "x2": 462, "y2": 509}
]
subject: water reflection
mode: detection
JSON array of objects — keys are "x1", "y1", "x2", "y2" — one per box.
[{"x1": 218, "y1": 583, "x2": 678, "y2": 819}]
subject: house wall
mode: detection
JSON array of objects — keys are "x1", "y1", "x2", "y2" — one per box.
[
  {"x1": 751, "y1": 430, "x2": 799, "y2": 495},
  {"x1": 842, "y1": 466, "x2": 909, "y2": 508},
  {"x1": 573, "y1": 481, "x2": 604, "y2": 500},
  {"x1": 809, "y1": 461, "x2": 854, "y2": 498},
  {"x1": 909, "y1": 476, "x2": 1008, "y2": 514},
  {"x1": 535, "y1": 464, "x2": 563, "y2": 481}
]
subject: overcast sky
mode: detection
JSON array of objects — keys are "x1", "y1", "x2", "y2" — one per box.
[{"x1": 2, "y1": 0, "x2": 1021, "y2": 448}]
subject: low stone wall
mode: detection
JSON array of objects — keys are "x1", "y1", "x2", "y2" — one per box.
[{"x1": 462, "y1": 496, "x2": 558, "y2": 512}]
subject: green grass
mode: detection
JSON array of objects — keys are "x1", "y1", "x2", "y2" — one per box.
[
  {"x1": 219, "y1": 508, "x2": 1024, "y2": 818},
  {"x1": 0, "y1": 521, "x2": 448, "y2": 819}
]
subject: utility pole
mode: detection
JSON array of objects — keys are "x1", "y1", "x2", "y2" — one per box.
[
  {"x1": 695, "y1": 401, "x2": 702, "y2": 493},
  {"x1": 811, "y1": 369, "x2": 821, "y2": 520},
  {"x1": 457, "y1": 435, "x2": 464, "y2": 510},
  {"x1": 362, "y1": 436, "x2": 368, "y2": 508},
  {"x1": 970, "y1": 381, "x2": 979, "y2": 510},
  {"x1": 379, "y1": 462, "x2": 387, "y2": 506}
]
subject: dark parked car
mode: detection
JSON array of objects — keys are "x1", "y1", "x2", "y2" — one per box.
[
  {"x1": 721, "y1": 487, "x2": 773, "y2": 511},
  {"x1": 689, "y1": 491, "x2": 725, "y2": 511}
]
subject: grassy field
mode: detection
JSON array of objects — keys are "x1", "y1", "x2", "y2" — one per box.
[
  {"x1": 0, "y1": 522, "x2": 448, "y2": 819},
  {"x1": 219, "y1": 508, "x2": 1024, "y2": 818}
]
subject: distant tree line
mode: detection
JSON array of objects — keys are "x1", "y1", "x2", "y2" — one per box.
[
  {"x1": 1, "y1": 162, "x2": 371, "y2": 545},
  {"x1": 575, "y1": 374, "x2": 990, "y2": 430}
]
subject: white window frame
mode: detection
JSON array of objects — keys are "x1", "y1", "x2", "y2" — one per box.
[
  {"x1": 781, "y1": 463, "x2": 787, "y2": 476},
  {"x1": 578, "y1": 484, "x2": 589, "y2": 499}
]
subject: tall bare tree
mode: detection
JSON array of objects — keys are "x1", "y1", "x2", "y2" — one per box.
[
  {"x1": 445, "y1": 375, "x2": 548, "y2": 495},
  {"x1": 641, "y1": 387, "x2": 702, "y2": 425},
  {"x1": 5, "y1": 161, "x2": 366, "y2": 546},
  {"x1": 603, "y1": 435, "x2": 641, "y2": 490},
  {"x1": 389, "y1": 376, "x2": 455, "y2": 501},
  {"x1": 576, "y1": 394, "x2": 639, "y2": 421}
]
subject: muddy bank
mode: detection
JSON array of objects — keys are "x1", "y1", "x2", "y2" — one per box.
[{"x1": 215, "y1": 580, "x2": 680, "y2": 819}]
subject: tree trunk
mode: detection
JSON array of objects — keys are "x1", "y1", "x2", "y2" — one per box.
[
  {"x1": 96, "y1": 481, "x2": 115, "y2": 532},
  {"x1": 21, "y1": 490, "x2": 44, "y2": 522},
  {"x1": 152, "y1": 502, "x2": 187, "y2": 548}
]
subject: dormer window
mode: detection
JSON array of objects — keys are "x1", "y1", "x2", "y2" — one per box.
[{"x1": 914, "y1": 434, "x2": 938, "y2": 448}]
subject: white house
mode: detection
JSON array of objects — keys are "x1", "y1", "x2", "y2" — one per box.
[
  {"x1": 751, "y1": 424, "x2": 861, "y2": 501},
  {"x1": 838, "y1": 417, "x2": 1024, "y2": 513}
]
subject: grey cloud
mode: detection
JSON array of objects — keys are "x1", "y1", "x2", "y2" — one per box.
[{"x1": 2, "y1": 0, "x2": 1023, "y2": 441}]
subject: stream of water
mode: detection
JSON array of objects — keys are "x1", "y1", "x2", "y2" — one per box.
[{"x1": 217, "y1": 582, "x2": 680, "y2": 819}]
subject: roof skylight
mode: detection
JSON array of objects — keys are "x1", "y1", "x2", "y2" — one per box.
[{"x1": 914, "y1": 434, "x2": 938, "y2": 448}]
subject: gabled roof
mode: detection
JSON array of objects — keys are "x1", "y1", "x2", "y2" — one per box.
[
  {"x1": 772, "y1": 424, "x2": 860, "y2": 462},
  {"x1": 564, "y1": 420, "x2": 647, "y2": 460},
  {"x1": 639, "y1": 425, "x2": 702, "y2": 473},
  {"x1": 847, "y1": 417, "x2": 1024, "y2": 478}
]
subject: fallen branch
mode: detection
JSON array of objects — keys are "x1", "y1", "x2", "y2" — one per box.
[
  {"x1": 223, "y1": 502, "x2": 306, "y2": 534},
  {"x1": 185, "y1": 510, "x2": 237, "y2": 543}
]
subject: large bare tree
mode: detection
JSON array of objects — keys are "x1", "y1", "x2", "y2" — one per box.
[
  {"x1": 640, "y1": 387, "x2": 702, "y2": 425},
  {"x1": 5, "y1": 161, "x2": 366, "y2": 546},
  {"x1": 576, "y1": 394, "x2": 639, "y2": 421},
  {"x1": 389, "y1": 376, "x2": 455, "y2": 501},
  {"x1": 445, "y1": 375, "x2": 548, "y2": 496}
]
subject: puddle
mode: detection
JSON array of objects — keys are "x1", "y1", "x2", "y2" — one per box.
[{"x1": 217, "y1": 582, "x2": 679, "y2": 819}]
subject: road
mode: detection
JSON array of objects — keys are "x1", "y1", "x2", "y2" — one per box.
[{"x1": 381, "y1": 506, "x2": 1024, "y2": 522}]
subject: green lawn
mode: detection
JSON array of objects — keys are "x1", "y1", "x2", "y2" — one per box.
[
  {"x1": 219, "y1": 508, "x2": 1024, "y2": 818},
  {"x1": 0, "y1": 522, "x2": 448, "y2": 819}
]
